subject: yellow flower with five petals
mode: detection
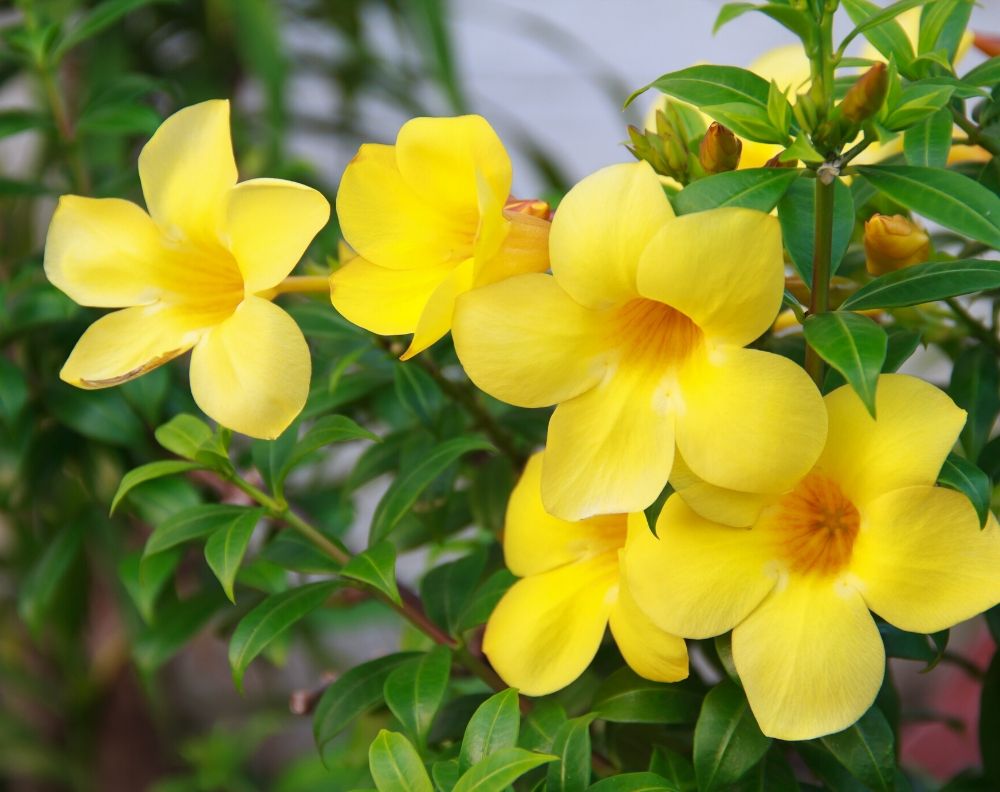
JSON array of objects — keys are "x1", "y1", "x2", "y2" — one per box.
[
  {"x1": 45, "y1": 100, "x2": 330, "y2": 439},
  {"x1": 330, "y1": 115, "x2": 550, "y2": 359},
  {"x1": 453, "y1": 161, "x2": 827, "y2": 521},
  {"x1": 624, "y1": 374, "x2": 1000, "y2": 741},
  {"x1": 483, "y1": 452, "x2": 688, "y2": 695}
]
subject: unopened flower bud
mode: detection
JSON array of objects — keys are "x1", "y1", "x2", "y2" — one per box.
[
  {"x1": 505, "y1": 197, "x2": 552, "y2": 220},
  {"x1": 626, "y1": 114, "x2": 689, "y2": 181},
  {"x1": 699, "y1": 122, "x2": 742, "y2": 174},
  {"x1": 839, "y1": 63, "x2": 888, "y2": 125},
  {"x1": 864, "y1": 214, "x2": 930, "y2": 275}
]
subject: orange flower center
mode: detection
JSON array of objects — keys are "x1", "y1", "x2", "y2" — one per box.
[
  {"x1": 611, "y1": 298, "x2": 703, "y2": 369},
  {"x1": 772, "y1": 473, "x2": 860, "y2": 576}
]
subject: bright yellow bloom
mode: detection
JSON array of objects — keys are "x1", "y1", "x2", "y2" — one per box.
[
  {"x1": 454, "y1": 162, "x2": 826, "y2": 521},
  {"x1": 330, "y1": 115, "x2": 549, "y2": 360},
  {"x1": 45, "y1": 100, "x2": 329, "y2": 439},
  {"x1": 624, "y1": 374, "x2": 1000, "y2": 741},
  {"x1": 483, "y1": 452, "x2": 687, "y2": 695},
  {"x1": 864, "y1": 214, "x2": 931, "y2": 275}
]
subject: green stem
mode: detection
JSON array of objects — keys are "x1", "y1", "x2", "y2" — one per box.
[
  {"x1": 805, "y1": 174, "x2": 836, "y2": 385},
  {"x1": 952, "y1": 109, "x2": 1000, "y2": 158},
  {"x1": 945, "y1": 298, "x2": 1000, "y2": 356}
]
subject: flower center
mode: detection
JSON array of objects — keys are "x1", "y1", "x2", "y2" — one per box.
[
  {"x1": 159, "y1": 241, "x2": 246, "y2": 325},
  {"x1": 610, "y1": 298, "x2": 702, "y2": 369},
  {"x1": 772, "y1": 473, "x2": 860, "y2": 576}
]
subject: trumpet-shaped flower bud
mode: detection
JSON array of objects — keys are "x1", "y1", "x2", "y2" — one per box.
[
  {"x1": 864, "y1": 214, "x2": 930, "y2": 275},
  {"x1": 627, "y1": 110, "x2": 690, "y2": 181},
  {"x1": 839, "y1": 62, "x2": 888, "y2": 125},
  {"x1": 699, "y1": 122, "x2": 742, "y2": 174}
]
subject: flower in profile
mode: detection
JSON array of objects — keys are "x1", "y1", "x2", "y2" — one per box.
[
  {"x1": 330, "y1": 115, "x2": 550, "y2": 360},
  {"x1": 864, "y1": 214, "x2": 931, "y2": 275},
  {"x1": 483, "y1": 452, "x2": 687, "y2": 695},
  {"x1": 454, "y1": 161, "x2": 826, "y2": 521},
  {"x1": 624, "y1": 374, "x2": 1000, "y2": 740},
  {"x1": 45, "y1": 100, "x2": 329, "y2": 439}
]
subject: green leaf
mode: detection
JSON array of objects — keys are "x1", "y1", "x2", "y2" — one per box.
[
  {"x1": 394, "y1": 364, "x2": 444, "y2": 427},
  {"x1": 819, "y1": 706, "x2": 895, "y2": 792},
  {"x1": 119, "y1": 549, "x2": 180, "y2": 623},
  {"x1": 938, "y1": 453, "x2": 992, "y2": 528},
  {"x1": 701, "y1": 102, "x2": 790, "y2": 144},
  {"x1": 155, "y1": 413, "x2": 215, "y2": 459},
  {"x1": 54, "y1": 0, "x2": 176, "y2": 60},
  {"x1": 781, "y1": 134, "x2": 824, "y2": 164},
  {"x1": 841, "y1": 260, "x2": 1000, "y2": 311},
  {"x1": 903, "y1": 108, "x2": 952, "y2": 167},
  {"x1": 628, "y1": 65, "x2": 770, "y2": 113},
  {"x1": 455, "y1": 569, "x2": 516, "y2": 634},
  {"x1": 546, "y1": 715, "x2": 596, "y2": 792},
  {"x1": 252, "y1": 421, "x2": 300, "y2": 495},
  {"x1": 883, "y1": 83, "x2": 955, "y2": 130},
  {"x1": 17, "y1": 522, "x2": 84, "y2": 633},
  {"x1": 963, "y1": 57, "x2": 1000, "y2": 88},
  {"x1": 133, "y1": 589, "x2": 223, "y2": 672},
  {"x1": 453, "y1": 748, "x2": 556, "y2": 792},
  {"x1": 855, "y1": 167, "x2": 1000, "y2": 250},
  {"x1": 143, "y1": 504, "x2": 253, "y2": 558},
  {"x1": 204, "y1": 509, "x2": 262, "y2": 602},
  {"x1": 368, "y1": 730, "x2": 433, "y2": 792},
  {"x1": 111, "y1": 460, "x2": 204, "y2": 515},
  {"x1": 384, "y1": 646, "x2": 452, "y2": 747},
  {"x1": 48, "y1": 387, "x2": 145, "y2": 447},
  {"x1": 949, "y1": 345, "x2": 1000, "y2": 461},
  {"x1": 0, "y1": 110, "x2": 48, "y2": 139},
  {"x1": 460, "y1": 689, "x2": 521, "y2": 772},
  {"x1": 77, "y1": 102, "x2": 161, "y2": 135},
  {"x1": 981, "y1": 652, "x2": 1000, "y2": 787},
  {"x1": 649, "y1": 747, "x2": 696, "y2": 792},
  {"x1": 673, "y1": 168, "x2": 798, "y2": 215},
  {"x1": 804, "y1": 312, "x2": 887, "y2": 416},
  {"x1": 313, "y1": 653, "x2": 420, "y2": 754},
  {"x1": 520, "y1": 701, "x2": 568, "y2": 754},
  {"x1": 778, "y1": 177, "x2": 855, "y2": 282},
  {"x1": 592, "y1": 668, "x2": 701, "y2": 725},
  {"x1": 370, "y1": 435, "x2": 494, "y2": 544},
  {"x1": 0, "y1": 358, "x2": 28, "y2": 423},
  {"x1": 433, "y1": 759, "x2": 461, "y2": 791},
  {"x1": 283, "y1": 415, "x2": 378, "y2": 485},
  {"x1": 919, "y1": 0, "x2": 973, "y2": 61},
  {"x1": 841, "y1": 0, "x2": 921, "y2": 67},
  {"x1": 713, "y1": 3, "x2": 814, "y2": 44},
  {"x1": 693, "y1": 680, "x2": 771, "y2": 792},
  {"x1": 340, "y1": 541, "x2": 401, "y2": 605},
  {"x1": 229, "y1": 581, "x2": 338, "y2": 691},
  {"x1": 421, "y1": 550, "x2": 486, "y2": 635},
  {"x1": 586, "y1": 773, "x2": 676, "y2": 791}
]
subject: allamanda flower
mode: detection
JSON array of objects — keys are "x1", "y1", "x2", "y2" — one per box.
[
  {"x1": 46, "y1": 100, "x2": 329, "y2": 439},
  {"x1": 330, "y1": 115, "x2": 549, "y2": 360},
  {"x1": 453, "y1": 161, "x2": 826, "y2": 521},
  {"x1": 483, "y1": 452, "x2": 688, "y2": 695},
  {"x1": 624, "y1": 374, "x2": 1000, "y2": 741}
]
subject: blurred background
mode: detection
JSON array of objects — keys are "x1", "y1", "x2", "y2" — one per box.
[{"x1": 2, "y1": 1, "x2": 1000, "y2": 790}]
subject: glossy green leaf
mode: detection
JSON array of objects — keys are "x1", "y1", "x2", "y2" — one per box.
[
  {"x1": 949, "y1": 345, "x2": 1000, "y2": 460},
  {"x1": 593, "y1": 669, "x2": 701, "y2": 725},
  {"x1": 730, "y1": 749, "x2": 801, "y2": 792},
  {"x1": 204, "y1": 509, "x2": 262, "y2": 602},
  {"x1": 673, "y1": 168, "x2": 798, "y2": 215},
  {"x1": 143, "y1": 504, "x2": 252, "y2": 558},
  {"x1": 77, "y1": 102, "x2": 161, "y2": 135},
  {"x1": 628, "y1": 65, "x2": 770, "y2": 113},
  {"x1": 919, "y1": 0, "x2": 973, "y2": 61},
  {"x1": 804, "y1": 312, "x2": 887, "y2": 416},
  {"x1": 370, "y1": 436, "x2": 494, "y2": 544},
  {"x1": 586, "y1": 773, "x2": 676, "y2": 791},
  {"x1": 455, "y1": 569, "x2": 516, "y2": 634},
  {"x1": 883, "y1": 83, "x2": 955, "y2": 130},
  {"x1": 713, "y1": 3, "x2": 814, "y2": 44},
  {"x1": 394, "y1": 364, "x2": 444, "y2": 427},
  {"x1": 368, "y1": 730, "x2": 433, "y2": 792},
  {"x1": 54, "y1": 0, "x2": 176, "y2": 60},
  {"x1": 283, "y1": 415, "x2": 378, "y2": 484},
  {"x1": 903, "y1": 108, "x2": 952, "y2": 168},
  {"x1": 648, "y1": 747, "x2": 696, "y2": 792},
  {"x1": 340, "y1": 541, "x2": 401, "y2": 605},
  {"x1": 111, "y1": 460, "x2": 204, "y2": 515},
  {"x1": 313, "y1": 652, "x2": 419, "y2": 754},
  {"x1": 433, "y1": 759, "x2": 461, "y2": 791},
  {"x1": 520, "y1": 701, "x2": 568, "y2": 754},
  {"x1": 701, "y1": 101, "x2": 789, "y2": 144},
  {"x1": 421, "y1": 549, "x2": 486, "y2": 635},
  {"x1": 693, "y1": 680, "x2": 771, "y2": 791},
  {"x1": 384, "y1": 645, "x2": 452, "y2": 747},
  {"x1": 460, "y1": 688, "x2": 521, "y2": 772},
  {"x1": 841, "y1": 0, "x2": 919, "y2": 67},
  {"x1": 963, "y1": 56, "x2": 1000, "y2": 88},
  {"x1": 48, "y1": 387, "x2": 145, "y2": 447},
  {"x1": 17, "y1": 522, "x2": 84, "y2": 633},
  {"x1": 819, "y1": 705, "x2": 895, "y2": 792},
  {"x1": 119, "y1": 549, "x2": 180, "y2": 623},
  {"x1": 855, "y1": 167, "x2": 1000, "y2": 250},
  {"x1": 229, "y1": 581, "x2": 338, "y2": 691},
  {"x1": 546, "y1": 715, "x2": 596, "y2": 792},
  {"x1": 841, "y1": 260, "x2": 1000, "y2": 310},
  {"x1": 938, "y1": 453, "x2": 992, "y2": 528},
  {"x1": 778, "y1": 177, "x2": 855, "y2": 282},
  {"x1": 453, "y1": 748, "x2": 556, "y2": 792}
]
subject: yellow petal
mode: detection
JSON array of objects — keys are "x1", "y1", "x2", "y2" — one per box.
[
  {"x1": 818, "y1": 374, "x2": 966, "y2": 509},
  {"x1": 60, "y1": 304, "x2": 202, "y2": 388},
  {"x1": 400, "y1": 259, "x2": 475, "y2": 360},
  {"x1": 483, "y1": 553, "x2": 618, "y2": 696},
  {"x1": 189, "y1": 296, "x2": 310, "y2": 439},
  {"x1": 851, "y1": 485, "x2": 1000, "y2": 634},
  {"x1": 138, "y1": 100, "x2": 237, "y2": 243},
  {"x1": 670, "y1": 452, "x2": 773, "y2": 528},
  {"x1": 637, "y1": 208, "x2": 783, "y2": 348},
  {"x1": 550, "y1": 162, "x2": 674, "y2": 309},
  {"x1": 330, "y1": 256, "x2": 455, "y2": 336},
  {"x1": 609, "y1": 531, "x2": 689, "y2": 683},
  {"x1": 541, "y1": 365, "x2": 675, "y2": 521},
  {"x1": 226, "y1": 178, "x2": 330, "y2": 294},
  {"x1": 336, "y1": 143, "x2": 472, "y2": 270},
  {"x1": 676, "y1": 346, "x2": 827, "y2": 495},
  {"x1": 44, "y1": 196, "x2": 167, "y2": 308},
  {"x1": 623, "y1": 494, "x2": 774, "y2": 639},
  {"x1": 504, "y1": 452, "x2": 627, "y2": 578},
  {"x1": 474, "y1": 210, "x2": 550, "y2": 288},
  {"x1": 453, "y1": 273, "x2": 607, "y2": 408},
  {"x1": 395, "y1": 115, "x2": 511, "y2": 222},
  {"x1": 733, "y1": 578, "x2": 884, "y2": 741}
]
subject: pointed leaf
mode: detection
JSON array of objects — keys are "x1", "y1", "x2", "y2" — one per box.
[
  {"x1": 384, "y1": 646, "x2": 452, "y2": 747},
  {"x1": 819, "y1": 705, "x2": 895, "y2": 792},
  {"x1": 111, "y1": 460, "x2": 203, "y2": 515},
  {"x1": 778, "y1": 177, "x2": 855, "y2": 282},
  {"x1": 421, "y1": 550, "x2": 487, "y2": 635},
  {"x1": 804, "y1": 312, "x2": 887, "y2": 416},
  {"x1": 453, "y1": 748, "x2": 555, "y2": 792},
  {"x1": 841, "y1": 260, "x2": 1000, "y2": 311},
  {"x1": 460, "y1": 688, "x2": 521, "y2": 772},
  {"x1": 340, "y1": 541, "x2": 401, "y2": 605},
  {"x1": 586, "y1": 773, "x2": 676, "y2": 791},
  {"x1": 673, "y1": 168, "x2": 798, "y2": 215},
  {"x1": 546, "y1": 715, "x2": 597, "y2": 792},
  {"x1": 204, "y1": 508, "x2": 263, "y2": 602},
  {"x1": 593, "y1": 669, "x2": 701, "y2": 725},
  {"x1": 949, "y1": 344, "x2": 1000, "y2": 460},
  {"x1": 369, "y1": 730, "x2": 433, "y2": 792},
  {"x1": 693, "y1": 680, "x2": 771, "y2": 792},
  {"x1": 154, "y1": 413, "x2": 214, "y2": 459},
  {"x1": 143, "y1": 504, "x2": 252, "y2": 558},
  {"x1": 283, "y1": 414, "x2": 379, "y2": 484},
  {"x1": 903, "y1": 108, "x2": 952, "y2": 168}
]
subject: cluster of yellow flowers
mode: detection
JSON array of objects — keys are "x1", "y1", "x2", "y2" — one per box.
[{"x1": 44, "y1": 99, "x2": 1000, "y2": 742}]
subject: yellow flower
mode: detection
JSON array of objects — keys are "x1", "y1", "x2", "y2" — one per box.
[
  {"x1": 624, "y1": 374, "x2": 1000, "y2": 741},
  {"x1": 330, "y1": 115, "x2": 550, "y2": 360},
  {"x1": 483, "y1": 452, "x2": 687, "y2": 695},
  {"x1": 45, "y1": 100, "x2": 329, "y2": 439},
  {"x1": 453, "y1": 162, "x2": 827, "y2": 521},
  {"x1": 864, "y1": 213, "x2": 931, "y2": 275}
]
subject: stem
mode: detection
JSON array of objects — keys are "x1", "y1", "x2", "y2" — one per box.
[
  {"x1": 804, "y1": 174, "x2": 836, "y2": 385},
  {"x1": 952, "y1": 109, "x2": 1000, "y2": 158},
  {"x1": 945, "y1": 298, "x2": 1000, "y2": 355}
]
